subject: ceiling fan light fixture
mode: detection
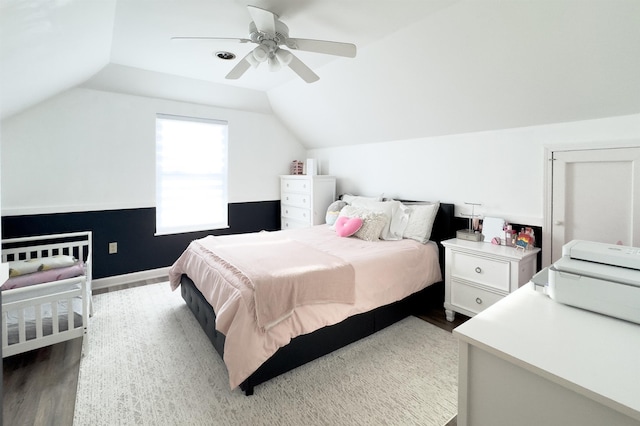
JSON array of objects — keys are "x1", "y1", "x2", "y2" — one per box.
[
  {"x1": 246, "y1": 53, "x2": 260, "y2": 68},
  {"x1": 252, "y1": 45, "x2": 269, "y2": 62},
  {"x1": 268, "y1": 55, "x2": 281, "y2": 72},
  {"x1": 275, "y1": 49, "x2": 293, "y2": 66}
]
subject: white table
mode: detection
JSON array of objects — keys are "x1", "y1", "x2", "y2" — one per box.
[{"x1": 454, "y1": 283, "x2": 640, "y2": 426}]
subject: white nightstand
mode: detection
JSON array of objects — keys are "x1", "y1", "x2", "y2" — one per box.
[{"x1": 442, "y1": 238, "x2": 540, "y2": 321}]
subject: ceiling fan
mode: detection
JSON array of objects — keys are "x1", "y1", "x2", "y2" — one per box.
[{"x1": 172, "y1": 5, "x2": 357, "y2": 83}]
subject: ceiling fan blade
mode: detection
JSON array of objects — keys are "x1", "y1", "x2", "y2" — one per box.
[
  {"x1": 286, "y1": 38, "x2": 356, "y2": 58},
  {"x1": 225, "y1": 53, "x2": 252, "y2": 80},
  {"x1": 287, "y1": 52, "x2": 320, "y2": 83},
  {"x1": 247, "y1": 5, "x2": 276, "y2": 34},
  {"x1": 171, "y1": 36, "x2": 252, "y2": 43}
]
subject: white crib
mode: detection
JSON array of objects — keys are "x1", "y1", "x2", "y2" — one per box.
[{"x1": 1, "y1": 232, "x2": 92, "y2": 358}]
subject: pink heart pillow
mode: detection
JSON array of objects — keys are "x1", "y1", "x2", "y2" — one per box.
[{"x1": 335, "y1": 216, "x2": 363, "y2": 237}]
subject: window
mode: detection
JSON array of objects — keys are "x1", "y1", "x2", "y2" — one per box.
[{"x1": 155, "y1": 114, "x2": 228, "y2": 235}]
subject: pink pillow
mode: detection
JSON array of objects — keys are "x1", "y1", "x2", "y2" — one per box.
[{"x1": 335, "y1": 216, "x2": 363, "y2": 237}]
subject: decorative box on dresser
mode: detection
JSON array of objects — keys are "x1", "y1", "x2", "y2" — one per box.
[
  {"x1": 441, "y1": 238, "x2": 540, "y2": 322},
  {"x1": 280, "y1": 175, "x2": 336, "y2": 230}
]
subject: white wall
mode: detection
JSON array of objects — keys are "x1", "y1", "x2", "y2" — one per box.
[
  {"x1": 270, "y1": 1, "x2": 640, "y2": 151},
  {"x1": 4, "y1": 84, "x2": 639, "y2": 227},
  {"x1": 308, "y1": 114, "x2": 640, "y2": 226},
  {"x1": 1, "y1": 87, "x2": 306, "y2": 215}
]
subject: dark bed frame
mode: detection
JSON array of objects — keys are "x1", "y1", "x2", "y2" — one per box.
[{"x1": 180, "y1": 202, "x2": 455, "y2": 395}]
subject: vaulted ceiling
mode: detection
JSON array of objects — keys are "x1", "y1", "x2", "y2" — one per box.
[{"x1": 2, "y1": 0, "x2": 639, "y2": 149}]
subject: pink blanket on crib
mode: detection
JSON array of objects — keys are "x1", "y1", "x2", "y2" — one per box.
[{"x1": 1, "y1": 263, "x2": 85, "y2": 290}]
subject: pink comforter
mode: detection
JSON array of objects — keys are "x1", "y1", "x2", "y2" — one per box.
[
  {"x1": 177, "y1": 235, "x2": 355, "y2": 330},
  {"x1": 168, "y1": 225, "x2": 442, "y2": 389}
]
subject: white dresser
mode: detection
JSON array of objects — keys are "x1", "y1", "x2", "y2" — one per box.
[
  {"x1": 280, "y1": 175, "x2": 336, "y2": 230},
  {"x1": 454, "y1": 283, "x2": 640, "y2": 426},
  {"x1": 441, "y1": 238, "x2": 539, "y2": 321}
]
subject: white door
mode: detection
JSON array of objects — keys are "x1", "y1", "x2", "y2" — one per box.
[{"x1": 550, "y1": 147, "x2": 640, "y2": 263}]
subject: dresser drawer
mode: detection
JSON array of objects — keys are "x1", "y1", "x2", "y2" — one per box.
[
  {"x1": 451, "y1": 281, "x2": 504, "y2": 315},
  {"x1": 281, "y1": 179, "x2": 311, "y2": 193},
  {"x1": 281, "y1": 218, "x2": 309, "y2": 230},
  {"x1": 451, "y1": 251, "x2": 510, "y2": 292},
  {"x1": 281, "y1": 205, "x2": 311, "y2": 223},
  {"x1": 281, "y1": 192, "x2": 311, "y2": 209}
]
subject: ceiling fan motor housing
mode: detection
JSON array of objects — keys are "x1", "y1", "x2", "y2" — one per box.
[{"x1": 249, "y1": 20, "x2": 289, "y2": 47}]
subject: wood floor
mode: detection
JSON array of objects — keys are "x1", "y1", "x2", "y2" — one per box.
[{"x1": 3, "y1": 279, "x2": 468, "y2": 426}]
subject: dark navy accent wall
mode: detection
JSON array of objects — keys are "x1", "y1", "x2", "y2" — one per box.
[{"x1": 2, "y1": 201, "x2": 280, "y2": 279}]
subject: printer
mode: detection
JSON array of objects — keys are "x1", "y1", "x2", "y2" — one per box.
[{"x1": 532, "y1": 240, "x2": 640, "y2": 325}]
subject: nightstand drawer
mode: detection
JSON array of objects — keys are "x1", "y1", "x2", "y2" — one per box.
[
  {"x1": 281, "y1": 192, "x2": 311, "y2": 208},
  {"x1": 281, "y1": 179, "x2": 311, "y2": 193},
  {"x1": 451, "y1": 251, "x2": 510, "y2": 292},
  {"x1": 281, "y1": 205, "x2": 311, "y2": 223},
  {"x1": 451, "y1": 281, "x2": 504, "y2": 315}
]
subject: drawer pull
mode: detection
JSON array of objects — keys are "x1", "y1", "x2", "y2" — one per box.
[
  {"x1": 286, "y1": 196, "x2": 289, "y2": 201},
  {"x1": 475, "y1": 267, "x2": 482, "y2": 274},
  {"x1": 285, "y1": 210, "x2": 289, "y2": 214},
  {"x1": 476, "y1": 297, "x2": 483, "y2": 305},
  {"x1": 302, "y1": 198, "x2": 306, "y2": 203}
]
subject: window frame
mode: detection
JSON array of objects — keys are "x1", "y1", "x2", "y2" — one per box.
[{"x1": 155, "y1": 113, "x2": 229, "y2": 236}]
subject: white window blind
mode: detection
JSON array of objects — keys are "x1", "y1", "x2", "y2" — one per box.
[{"x1": 155, "y1": 114, "x2": 228, "y2": 235}]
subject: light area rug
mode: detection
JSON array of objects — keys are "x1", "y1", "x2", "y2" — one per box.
[{"x1": 74, "y1": 282, "x2": 458, "y2": 426}]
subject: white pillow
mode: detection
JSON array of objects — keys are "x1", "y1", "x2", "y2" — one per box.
[
  {"x1": 389, "y1": 202, "x2": 410, "y2": 240},
  {"x1": 326, "y1": 200, "x2": 348, "y2": 226},
  {"x1": 338, "y1": 205, "x2": 387, "y2": 242},
  {"x1": 341, "y1": 193, "x2": 384, "y2": 204},
  {"x1": 403, "y1": 202, "x2": 440, "y2": 244},
  {"x1": 350, "y1": 199, "x2": 408, "y2": 241}
]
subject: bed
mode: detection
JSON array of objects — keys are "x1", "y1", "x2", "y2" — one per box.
[
  {"x1": 1, "y1": 232, "x2": 92, "y2": 358},
  {"x1": 169, "y1": 201, "x2": 455, "y2": 395}
]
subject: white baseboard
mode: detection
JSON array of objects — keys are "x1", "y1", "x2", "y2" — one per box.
[{"x1": 92, "y1": 267, "x2": 170, "y2": 290}]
